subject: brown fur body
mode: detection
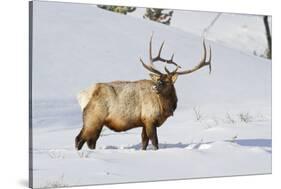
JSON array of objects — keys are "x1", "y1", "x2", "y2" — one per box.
[{"x1": 75, "y1": 79, "x2": 178, "y2": 150}]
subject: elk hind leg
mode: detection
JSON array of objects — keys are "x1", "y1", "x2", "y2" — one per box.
[
  {"x1": 87, "y1": 126, "x2": 103, "y2": 150},
  {"x1": 76, "y1": 117, "x2": 103, "y2": 150},
  {"x1": 75, "y1": 127, "x2": 86, "y2": 150},
  {"x1": 82, "y1": 105, "x2": 105, "y2": 150}
]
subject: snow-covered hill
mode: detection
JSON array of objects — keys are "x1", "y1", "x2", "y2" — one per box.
[
  {"x1": 130, "y1": 8, "x2": 272, "y2": 57},
  {"x1": 31, "y1": 1, "x2": 271, "y2": 188}
]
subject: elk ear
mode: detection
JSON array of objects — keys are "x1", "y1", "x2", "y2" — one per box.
[
  {"x1": 149, "y1": 73, "x2": 160, "y2": 82},
  {"x1": 171, "y1": 74, "x2": 178, "y2": 83}
]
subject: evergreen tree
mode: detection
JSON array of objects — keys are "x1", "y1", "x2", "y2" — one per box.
[
  {"x1": 143, "y1": 8, "x2": 173, "y2": 25},
  {"x1": 97, "y1": 5, "x2": 136, "y2": 15}
]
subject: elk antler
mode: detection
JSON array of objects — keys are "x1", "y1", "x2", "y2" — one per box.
[
  {"x1": 164, "y1": 65, "x2": 180, "y2": 75},
  {"x1": 175, "y1": 40, "x2": 212, "y2": 75},
  {"x1": 140, "y1": 35, "x2": 181, "y2": 75}
]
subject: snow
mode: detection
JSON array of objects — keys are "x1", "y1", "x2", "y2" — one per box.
[
  {"x1": 130, "y1": 7, "x2": 271, "y2": 57},
  {"x1": 31, "y1": 1, "x2": 271, "y2": 188}
]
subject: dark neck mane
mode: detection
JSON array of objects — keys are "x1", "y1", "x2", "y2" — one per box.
[{"x1": 158, "y1": 86, "x2": 178, "y2": 117}]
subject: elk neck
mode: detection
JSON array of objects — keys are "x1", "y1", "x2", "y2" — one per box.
[{"x1": 156, "y1": 85, "x2": 178, "y2": 117}]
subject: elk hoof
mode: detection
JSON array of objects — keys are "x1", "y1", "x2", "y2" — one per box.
[
  {"x1": 141, "y1": 147, "x2": 147, "y2": 151},
  {"x1": 75, "y1": 135, "x2": 85, "y2": 151},
  {"x1": 153, "y1": 146, "x2": 159, "y2": 150},
  {"x1": 87, "y1": 139, "x2": 96, "y2": 150}
]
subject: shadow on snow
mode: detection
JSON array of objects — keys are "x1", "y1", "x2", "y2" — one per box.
[{"x1": 103, "y1": 138, "x2": 271, "y2": 151}]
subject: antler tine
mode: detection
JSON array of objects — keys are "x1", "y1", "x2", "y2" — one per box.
[
  {"x1": 175, "y1": 39, "x2": 212, "y2": 75},
  {"x1": 157, "y1": 41, "x2": 165, "y2": 58},
  {"x1": 200, "y1": 41, "x2": 212, "y2": 74},
  {"x1": 140, "y1": 58, "x2": 163, "y2": 75},
  {"x1": 169, "y1": 53, "x2": 181, "y2": 68},
  {"x1": 152, "y1": 41, "x2": 164, "y2": 62},
  {"x1": 171, "y1": 53, "x2": 174, "y2": 61},
  {"x1": 173, "y1": 65, "x2": 180, "y2": 73},
  {"x1": 141, "y1": 34, "x2": 185, "y2": 75},
  {"x1": 149, "y1": 34, "x2": 153, "y2": 65},
  {"x1": 152, "y1": 43, "x2": 182, "y2": 69},
  {"x1": 199, "y1": 40, "x2": 211, "y2": 74},
  {"x1": 207, "y1": 45, "x2": 212, "y2": 74},
  {"x1": 139, "y1": 34, "x2": 164, "y2": 75},
  {"x1": 164, "y1": 65, "x2": 180, "y2": 75},
  {"x1": 201, "y1": 39, "x2": 207, "y2": 64},
  {"x1": 164, "y1": 66, "x2": 170, "y2": 74}
]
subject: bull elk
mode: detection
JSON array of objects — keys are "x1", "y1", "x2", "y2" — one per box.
[{"x1": 75, "y1": 35, "x2": 212, "y2": 150}]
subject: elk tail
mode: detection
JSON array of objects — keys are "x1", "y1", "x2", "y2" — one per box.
[{"x1": 77, "y1": 85, "x2": 96, "y2": 111}]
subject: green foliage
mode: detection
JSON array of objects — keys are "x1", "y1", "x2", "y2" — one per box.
[
  {"x1": 143, "y1": 8, "x2": 173, "y2": 25},
  {"x1": 97, "y1": 5, "x2": 136, "y2": 15}
]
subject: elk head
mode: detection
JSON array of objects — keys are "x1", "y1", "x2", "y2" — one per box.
[{"x1": 140, "y1": 35, "x2": 212, "y2": 94}]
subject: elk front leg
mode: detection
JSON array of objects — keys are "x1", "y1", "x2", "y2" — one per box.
[
  {"x1": 145, "y1": 125, "x2": 159, "y2": 150},
  {"x1": 141, "y1": 127, "x2": 149, "y2": 150}
]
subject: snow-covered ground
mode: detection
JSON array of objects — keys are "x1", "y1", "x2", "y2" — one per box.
[{"x1": 31, "y1": 1, "x2": 271, "y2": 188}]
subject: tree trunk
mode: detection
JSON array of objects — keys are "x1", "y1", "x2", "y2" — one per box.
[{"x1": 263, "y1": 16, "x2": 271, "y2": 59}]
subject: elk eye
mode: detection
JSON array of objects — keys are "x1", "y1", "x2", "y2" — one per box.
[{"x1": 158, "y1": 80, "x2": 164, "y2": 86}]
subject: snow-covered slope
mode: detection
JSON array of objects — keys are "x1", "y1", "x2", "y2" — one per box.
[
  {"x1": 31, "y1": 2, "x2": 271, "y2": 188},
  {"x1": 130, "y1": 8, "x2": 271, "y2": 57}
]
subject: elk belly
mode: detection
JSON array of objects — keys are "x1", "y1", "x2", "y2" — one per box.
[{"x1": 104, "y1": 116, "x2": 140, "y2": 132}]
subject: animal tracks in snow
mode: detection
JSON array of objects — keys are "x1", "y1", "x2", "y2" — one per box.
[{"x1": 33, "y1": 139, "x2": 271, "y2": 161}]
